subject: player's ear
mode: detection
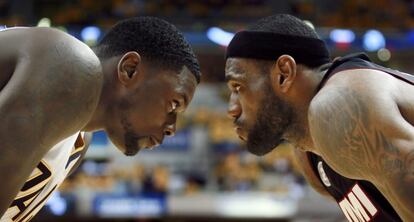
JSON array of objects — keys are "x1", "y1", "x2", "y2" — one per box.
[
  {"x1": 270, "y1": 54, "x2": 297, "y2": 93},
  {"x1": 117, "y1": 51, "x2": 143, "y2": 86}
]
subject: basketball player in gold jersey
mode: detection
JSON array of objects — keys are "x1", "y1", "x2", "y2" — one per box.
[{"x1": 0, "y1": 17, "x2": 200, "y2": 221}]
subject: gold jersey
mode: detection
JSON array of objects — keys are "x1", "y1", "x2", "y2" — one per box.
[{"x1": 1, "y1": 132, "x2": 85, "y2": 222}]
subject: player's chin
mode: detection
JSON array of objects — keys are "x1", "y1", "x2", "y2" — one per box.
[
  {"x1": 122, "y1": 137, "x2": 156, "y2": 156},
  {"x1": 122, "y1": 139, "x2": 146, "y2": 156},
  {"x1": 246, "y1": 140, "x2": 282, "y2": 156},
  {"x1": 109, "y1": 140, "x2": 139, "y2": 156},
  {"x1": 123, "y1": 147, "x2": 141, "y2": 156},
  {"x1": 114, "y1": 143, "x2": 140, "y2": 156},
  {"x1": 247, "y1": 145, "x2": 275, "y2": 156}
]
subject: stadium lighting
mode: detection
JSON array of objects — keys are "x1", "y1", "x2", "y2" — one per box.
[
  {"x1": 363, "y1": 29, "x2": 385, "y2": 52},
  {"x1": 81, "y1": 26, "x2": 101, "y2": 45},
  {"x1": 377, "y1": 48, "x2": 391, "y2": 62},
  {"x1": 46, "y1": 192, "x2": 67, "y2": 216},
  {"x1": 207, "y1": 27, "x2": 235, "y2": 47},
  {"x1": 330, "y1": 29, "x2": 355, "y2": 44}
]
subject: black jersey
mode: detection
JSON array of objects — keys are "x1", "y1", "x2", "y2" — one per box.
[{"x1": 308, "y1": 53, "x2": 413, "y2": 222}]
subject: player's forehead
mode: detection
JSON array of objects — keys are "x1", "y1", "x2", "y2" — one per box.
[
  {"x1": 175, "y1": 66, "x2": 197, "y2": 103},
  {"x1": 225, "y1": 58, "x2": 257, "y2": 82},
  {"x1": 158, "y1": 66, "x2": 197, "y2": 105}
]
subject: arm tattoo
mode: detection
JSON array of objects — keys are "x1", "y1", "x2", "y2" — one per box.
[
  {"x1": 309, "y1": 87, "x2": 414, "y2": 218},
  {"x1": 309, "y1": 89, "x2": 414, "y2": 184}
]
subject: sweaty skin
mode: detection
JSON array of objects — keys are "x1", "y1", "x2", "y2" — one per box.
[
  {"x1": 0, "y1": 26, "x2": 198, "y2": 219},
  {"x1": 0, "y1": 27, "x2": 102, "y2": 216},
  {"x1": 225, "y1": 57, "x2": 414, "y2": 221},
  {"x1": 309, "y1": 69, "x2": 414, "y2": 220}
]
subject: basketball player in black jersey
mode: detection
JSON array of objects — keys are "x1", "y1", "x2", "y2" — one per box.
[
  {"x1": 225, "y1": 14, "x2": 413, "y2": 221},
  {"x1": 0, "y1": 17, "x2": 199, "y2": 219}
]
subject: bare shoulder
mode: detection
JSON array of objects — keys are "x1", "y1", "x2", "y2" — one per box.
[
  {"x1": 29, "y1": 27, "x2": 102, "y2": 78},
  {"x1": 308, "y1": 86, "x2": 366, "y2": 178},
  {"x1": 2, "y1": 27, "x2": 100, "y2": 64},
  {"x1": 309, "y1": 69, "x2": 414, "y2": 220},
  {"x1": 309, "y1": 68, "x2": 397, "y2": 125},
  {"x1": 0, "y1": 29, "x2": 102, "y2": 214},
  {"x1": 308, "y1": 69, "x2": 401, "y2": 179},
  {"x1": 27, "y1": 27, "x2": 103, "y2": 112},
  {"x1": 0, "y1": 27, "x2": 102, "y2": 83},
  {"x1": 1, "y1": 27, "x2": 103, "y2": 138}
]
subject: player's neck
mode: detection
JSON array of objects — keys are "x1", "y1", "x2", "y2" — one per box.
[
  {"x1": 82, "y1": 92, "x2": 107, "y2": 132},
  {"x1": 284, "y1": 67, "x2": 326, "y2": 153},
  {"x1": 82, "y1": 56, "x2": 119, "y2": 132}
]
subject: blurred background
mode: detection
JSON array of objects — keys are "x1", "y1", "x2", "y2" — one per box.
[{"x1": 2, "y1": 0, "x2": 414, "y2": 221}]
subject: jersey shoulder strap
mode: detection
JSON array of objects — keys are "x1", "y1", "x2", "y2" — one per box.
[{"x1": 318, "y1": 52, "x2": 414, "y2": 90}]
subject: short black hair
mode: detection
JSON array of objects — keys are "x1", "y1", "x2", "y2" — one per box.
[
  {"x1": 96, "y1": 17, "x2": 201, "y2": 83},
  {"x1": 247, "y1": 14, "x2": 324, "y2": 70}
]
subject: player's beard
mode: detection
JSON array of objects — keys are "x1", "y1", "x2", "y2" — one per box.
[
  {"x1": 121, "y1": 116, "x2": 144, "y2": 156},
  {"x1": 246, "y1": 84, "x2": 294, "y2": 156}
]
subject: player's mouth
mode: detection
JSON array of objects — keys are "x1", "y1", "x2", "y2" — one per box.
[{"x1": 147, "y1": 136, "x2": 161, "y2": 149}]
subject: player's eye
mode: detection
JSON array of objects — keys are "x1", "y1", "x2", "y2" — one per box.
[
  {"x1": 232, "y1": 83, "x2": 241, "y2": 93},
  {"x1": 169, "y1": 100, "x2": 180, "y2": 114}
]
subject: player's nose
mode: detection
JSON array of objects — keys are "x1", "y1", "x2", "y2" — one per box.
[{"x1": 227, "y1": 95, "x2": 241, "y2": 120}]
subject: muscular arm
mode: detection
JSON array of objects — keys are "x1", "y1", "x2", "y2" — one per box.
[
  {"x1": 308, "y1": 71, "x2": 414, "y2": 220},
  {"x1": 0, "y1": 28, "x2": 101, "y2": 216}
]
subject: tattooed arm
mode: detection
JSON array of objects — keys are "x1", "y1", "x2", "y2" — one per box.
[{"x1": 308, "y1": 71, "x2": 414, "y2": 220}]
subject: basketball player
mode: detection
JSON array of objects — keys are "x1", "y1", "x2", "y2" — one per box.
[
  {"x1": 225, "y1": 14, "x2": 413, "y2": 221},
  {"x1": 0, "y1": 17, "x2": 200, "y2": 221}
]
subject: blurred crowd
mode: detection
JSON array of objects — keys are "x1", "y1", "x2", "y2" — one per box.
[
  {"x1": 2, "y1": 0, "x2": 413, "y2": 220},
  {"x1": 2, "y1": 0, "x2": 414, "y2": 30},
  {"x1": 59, "y1": 143, "x2": 304, "y2": 197}
]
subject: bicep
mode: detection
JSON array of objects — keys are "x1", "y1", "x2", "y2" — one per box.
[{"x1": 309, "y1": 86, "x2": 414, "y2": 220}]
